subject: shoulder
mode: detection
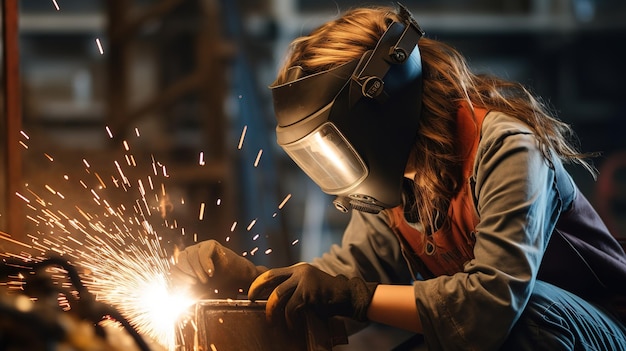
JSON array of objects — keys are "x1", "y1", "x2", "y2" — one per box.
[
  {"x1": 473, "y1": 110, "x2": 545, "y2": 177},
  {"x1": 480, "y1": 110, "x2": 533, "y2": 143},
  {"x1": 477, "y1": 110, "x2": 537, "y2": 156}
]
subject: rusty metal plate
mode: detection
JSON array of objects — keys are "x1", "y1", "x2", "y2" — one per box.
[{"x1": 176, "y1": 299, "x2": 347, "y2": 351}]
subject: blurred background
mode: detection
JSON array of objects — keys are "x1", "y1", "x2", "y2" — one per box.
[{"x1": 2, "y1": 0, "x2": 626, "y2": 268}]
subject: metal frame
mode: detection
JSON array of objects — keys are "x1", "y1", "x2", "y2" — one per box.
[{"x1": 2, "y1": 0, "x2": 23, "y2": 241}]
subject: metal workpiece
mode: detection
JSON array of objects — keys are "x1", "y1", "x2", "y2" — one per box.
[{"x1": 176, "y1": 299, "x2": 348, "y2": 351}]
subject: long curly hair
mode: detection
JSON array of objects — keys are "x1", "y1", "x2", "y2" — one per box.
[{"x1": 274, "y1": 5, "x2": 595, "y2": 233}]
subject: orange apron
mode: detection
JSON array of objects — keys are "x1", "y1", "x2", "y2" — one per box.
[{"x1": 387, "y1": 106, "x2": 488, "y2": 277}]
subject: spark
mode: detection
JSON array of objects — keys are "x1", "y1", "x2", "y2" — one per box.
[
  {"x1": 278, "y1": 193, "x2": 292, "y2": 209},
  {"x1": 15, "y1": 192, "x2": 30, "y2": 203},
  {"x1": 90, "y1": 189, "x2": 100, "y2": 200},
  {"x1": 253, "y1": 149, "x2": 263, "y2": 167},
  {"x1": 51, "y1": 0, "x2": 60, "y2": 10},
  {"x1": 44, "y1": 185, "x2": 57, "y2": 195},
  {"x1": 246, "y1": 218, "x2": 257, "y2": 231},
  {"x1": 114, "y1": 161, "x2": 129, "y2": 185},
  {"x1": 135, "y1": 128, "x2": 141, "y2": 137},
  {"x1": 199, "y1": 203, "x2": 205, "y2": 221},
  {"x1": 0, "y1": 231, "x2": 33, "y2": 249},
  {"x1": 19, "y1": 141, "x2": 28, "y2": 149},
  {"x1": 94, "y1": 172, "x2": 107, "y2": 189},
  {"x1": 291, "y1": 239, "x2": 299, "y2": 246},
  {"x1": 95, "y1": 38, "x2": 104, "y2": 55},
  {"x1": 6, "y1": 149, "x2": 199, "y2": 350},
  {"x1": 20, "y1": 130, "x2": 30, "y2": 139},
  {"x1": 151, "y1": 156, "x2": 158, "y2": 175},
  {"x1": 199, "y1": 152, "x2": 205, "y2": 166},
  {"x1": 8, "y1": 124, "x2": 295, "y2": 350},
  {"x1": 44, "y1": 153, "x2": 54, "y2": 162},
  {"x1": 237, "y1": 125, "x2": 247, "y2": 150}
]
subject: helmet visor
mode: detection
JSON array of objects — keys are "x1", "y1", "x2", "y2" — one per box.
[{"x1": 281, "y1": 122, "x2": 367, "y2": 193}]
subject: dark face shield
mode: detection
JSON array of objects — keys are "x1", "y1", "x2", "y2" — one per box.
[{"x1": 271, "y1": 7, "x2": 425, "y2": 214}]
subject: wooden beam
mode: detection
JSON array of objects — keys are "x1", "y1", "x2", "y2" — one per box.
[
  {"x1": 106, "y1": 0, "x2": 130, "y2": 143},
  {"x1": 2, "y1": 0, "x2": 24, "y2": 240},
  {"x1": 111, "y1": 0, "x2": 186, "y2": 41}
]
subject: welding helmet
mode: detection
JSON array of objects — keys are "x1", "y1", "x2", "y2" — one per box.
[{"x1": 271, "y1": 6, "x2": 424, "y2": 214}]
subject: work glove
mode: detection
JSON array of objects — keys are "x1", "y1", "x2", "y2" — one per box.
[
  {"x1": 170, "y1": 239, "x2": 267, "y2": 298},
  {"x1": 248, "y1": 263, "x2": 378, "y2": 328}
]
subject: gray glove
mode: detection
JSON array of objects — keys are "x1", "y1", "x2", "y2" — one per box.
[{"x1": 170, "y1": 239, "x2": 267, "y2": 298}]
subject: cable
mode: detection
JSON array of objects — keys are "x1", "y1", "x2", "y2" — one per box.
[{"x1": 0, "y1": 256, "x2": 153, "y2": 351}]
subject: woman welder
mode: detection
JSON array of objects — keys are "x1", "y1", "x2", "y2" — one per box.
[{"x1": 171, "y1": 4, "x2": 626, "y2": 350}]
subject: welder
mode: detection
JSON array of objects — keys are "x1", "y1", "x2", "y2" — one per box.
[{"x1": 171, "y1": 4, "x2": 626, "y2": 350}]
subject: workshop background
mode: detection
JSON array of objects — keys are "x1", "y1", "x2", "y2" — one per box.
[{"x1": 2, "y1": 0, "x2": 626, "y2": 269}]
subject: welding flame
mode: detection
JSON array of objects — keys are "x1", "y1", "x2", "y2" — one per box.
[
  {"x1": 77, "y1": 236, "x2": 196, "y2": 350},
  {"x1": 132, "y1": 275, "x2": 195, "y2": 349}
]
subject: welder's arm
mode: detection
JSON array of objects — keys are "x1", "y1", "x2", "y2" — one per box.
[
  {"x1": 249, "y1": 263, "x2": 423, "y2": 332},
  {"x1": 367, "y1": 284, "x2": 423, "y2": 333}
]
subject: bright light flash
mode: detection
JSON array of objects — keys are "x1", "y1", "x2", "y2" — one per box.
[{"x1": 134, "y1": 276, "x2": 195, "y2": 350}]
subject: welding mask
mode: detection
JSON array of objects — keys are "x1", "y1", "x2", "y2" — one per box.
[{"x1": 271, "y1": 7, "x2": 424, "y2": 214}]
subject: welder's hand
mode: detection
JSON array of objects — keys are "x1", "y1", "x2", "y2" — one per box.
[
  {"x1": 248, "y1": 263, "x2": 378, "y2": 328},
  {"x1": 170, "y1": 239, "x2": 267, "y2": 298}
]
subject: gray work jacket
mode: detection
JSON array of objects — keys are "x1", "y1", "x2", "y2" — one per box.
[{"x1": 312, "y1": 111, "x2": 626, "y2": 350}]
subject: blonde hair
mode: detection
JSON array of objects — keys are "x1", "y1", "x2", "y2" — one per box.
[{"x1": 275, "y1": 5, "x2": 595, "y2": 232}]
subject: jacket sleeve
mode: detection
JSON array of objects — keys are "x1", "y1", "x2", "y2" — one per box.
[
  {"x1": 414, "y1": 113, "x2": 563, "y2": 351},
  {"x1": 311, "y1": 209, "x2": 413, "y2": 285}
]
